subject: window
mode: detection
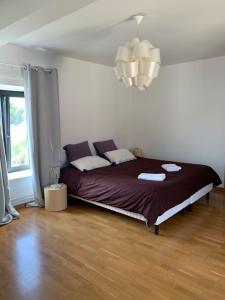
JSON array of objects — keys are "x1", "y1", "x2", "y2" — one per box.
[{"x1": 0, "y1": 89, "x2": 29, "y2": 172}]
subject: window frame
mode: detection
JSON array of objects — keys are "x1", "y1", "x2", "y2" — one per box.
[{"x1": 0, "y1": 89, "x2": 29, "y2": 173}]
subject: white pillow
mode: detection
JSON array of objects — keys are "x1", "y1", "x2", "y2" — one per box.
[
  {"x1": 104, "y1": 149, "x2": 136, "y2": 165},
  {"x1": 71, "y1": 155, "x2": 110, "y2": 171}
]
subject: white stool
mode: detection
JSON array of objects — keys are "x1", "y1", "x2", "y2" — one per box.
[{"x1": 44, "y1": 184, "x2": 67, "y2": 211}]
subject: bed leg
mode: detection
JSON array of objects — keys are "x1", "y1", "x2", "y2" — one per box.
[
  {"x1": 206, "y1": 192, "x2": 210, "y2": 204},
  {"x1": 154, "y1": 225, "x2": 159, "y2": 235},
  {"x1": 187, "y1": 204, "x2": 192, "y2": 212},
  {"x1": 180, "y1": 208, "x2": 186, "y2": 215}
]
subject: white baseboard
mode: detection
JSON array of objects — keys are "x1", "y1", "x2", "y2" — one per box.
[{"x1": 12, "y1": 195, "x2": 34, "y2": 206}]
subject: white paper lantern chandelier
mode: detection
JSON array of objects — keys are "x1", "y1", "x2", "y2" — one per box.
[{"x1": 114, "y1": 15, "x2": 161, "y2": 91}]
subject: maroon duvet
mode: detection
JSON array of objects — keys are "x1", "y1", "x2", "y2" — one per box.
[{"x1": 60, "y1": 158, "x2": 221, "y2": 225}]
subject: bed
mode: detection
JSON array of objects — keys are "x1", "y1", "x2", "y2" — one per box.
[{"x1": 60, "y1": 158, "x2": 221, "y2": 234}]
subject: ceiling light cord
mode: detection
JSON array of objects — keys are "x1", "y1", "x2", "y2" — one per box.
[
  {"x1": 133, "y1": 14, "x2": 144, "y2": 39},
  {"x1": 136, "y1": 21, "x2": 140, "y2": 39}
]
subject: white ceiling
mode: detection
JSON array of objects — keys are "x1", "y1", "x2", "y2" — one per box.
[{"x1": 2, "y1": 0, "x2": 225, "y2": 66}]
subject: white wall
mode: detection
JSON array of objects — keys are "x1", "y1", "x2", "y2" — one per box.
[
  {"x1": 131, "y1": 56, "x2": 225, "y2": 186},
  {"x1": 9, "y1": 173, "x2": 33, "y2": 205},
  {"x1": 0, "y1": 44, "x2": 132, "y2": 202},
  {"x1": 57, "y1": 56, "x2": 133, "y2": 157}
]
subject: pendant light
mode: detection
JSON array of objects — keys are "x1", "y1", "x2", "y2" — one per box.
[{"x1": 114, "y1": 14, "x2": 161, "y2": 91}]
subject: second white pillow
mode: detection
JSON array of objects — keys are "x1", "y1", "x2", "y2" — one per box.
[
  {"x1": 71, "y1": 155, "x2": 110, "y2": 171},
  {"x1": 104, "y1": 149, "x2": 136, "y2": 165}
]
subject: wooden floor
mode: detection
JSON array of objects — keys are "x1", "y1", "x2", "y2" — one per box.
[{"x1": 1, "y1": 191, "x2": 225, "y2": 300}]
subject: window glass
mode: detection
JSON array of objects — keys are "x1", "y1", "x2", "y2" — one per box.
[
  {"x1": 9, "y1": 96, "x2": 29, "y2": 169},
  {"x1": 0, "y1": 89, "x2": 30, "y2": 172}
]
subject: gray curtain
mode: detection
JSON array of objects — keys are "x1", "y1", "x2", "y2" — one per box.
[
  {"x1": 22, "y1": 65, "x2": 61, "y2": 207},
  {"x1": 0, "y1": 107, "x2": 20, "y2": 225}
]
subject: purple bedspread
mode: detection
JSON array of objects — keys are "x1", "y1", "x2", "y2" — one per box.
[{"x1": 60, "y1": 158, "x2": 221, "y2": 225}]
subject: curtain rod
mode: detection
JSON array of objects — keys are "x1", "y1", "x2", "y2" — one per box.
[
  {"x1": 0, "y1": 62, "x2": 21, "y2": 68},
  {"x1": 0, "y1": 62, "x2": 54, "y2": 72}
]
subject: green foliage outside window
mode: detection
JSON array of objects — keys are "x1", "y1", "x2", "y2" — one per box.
[
  {"x1": 10, "y1": 102, "x2": 24, "y2": 125},
  {"x1": 10, "y1": 99, "x2": 29, "y2": 167}
]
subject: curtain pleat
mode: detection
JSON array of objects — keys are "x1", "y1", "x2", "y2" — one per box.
[
  {"x1": 22, "y1": 65, "x2": 61, "y2": 207},
  {"x1": 0, "y1": 106, "x2": 19, "y2": 226}
]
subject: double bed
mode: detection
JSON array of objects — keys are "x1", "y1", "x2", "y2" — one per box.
[{"x1": 60, "y1": 157, "x2": 221, "y2": 234}]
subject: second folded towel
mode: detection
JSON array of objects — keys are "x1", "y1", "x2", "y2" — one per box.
[
  {"x1": 162, "y1": 164, "x2": 182, "y2": 172},
  {"x1": 138, "y1": 173, "x2": 166, "y2": 181}
]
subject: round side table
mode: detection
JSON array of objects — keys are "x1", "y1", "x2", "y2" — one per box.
[{"x1": 44, "y1": 184, "x2": 67, "y2": 211}]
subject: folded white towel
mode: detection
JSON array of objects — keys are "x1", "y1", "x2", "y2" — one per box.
[
  {"x1": 161, "y1": 164, "x2": 182, "y2": 172},
  {"x1": 138, "y1": 173, "x2": 166, "y2": 181}
]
